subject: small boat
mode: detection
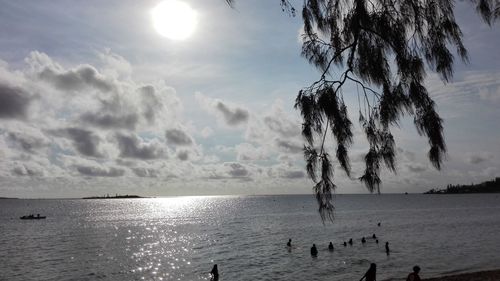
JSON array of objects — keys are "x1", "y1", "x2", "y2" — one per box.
[{"x1": 20, "y1": 214, "x2": 46, "y2": 220}]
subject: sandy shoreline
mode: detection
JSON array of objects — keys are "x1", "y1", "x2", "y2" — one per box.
[{"x1": 422, "y1": 269, "x2": 500, "y2": 281}]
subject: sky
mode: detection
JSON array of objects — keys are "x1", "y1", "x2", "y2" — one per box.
[{"x1": 0, "y1": 0, "x2": 499, "y2": 198}]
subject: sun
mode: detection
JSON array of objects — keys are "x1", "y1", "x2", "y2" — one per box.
[{"x1": 152, "y1": 0, "x2": 198, "y2": 41}]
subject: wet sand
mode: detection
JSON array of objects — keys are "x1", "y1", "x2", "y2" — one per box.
[{"x1": 423, "y1": 269, "x2": 500, "y2": 281}]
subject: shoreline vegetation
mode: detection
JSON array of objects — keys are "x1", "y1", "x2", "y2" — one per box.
[
  {"x1": 423, "y1": 269, "x2": 500, "y2": 281},
  {"x1": 82, "y1": 194, "x2": 146, "y2": 199},
  {"x1": 424, "y1": 177, "x2": 500, "y2": 194}
]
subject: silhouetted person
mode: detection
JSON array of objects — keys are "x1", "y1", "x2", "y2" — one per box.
[
  {"x1": 361, "y1": 237, "x2": 366, "y2": 244},
  {"x1": 328, "y1": 242, "x2": 334, "y2": 251},
  {"x1": 385, "y1": 242, "x2": 390, "y2": 255},
  {"x1": 343, "y1": 241, "x2": 347, "y2": 247},
  {"x1": 210, "y1": 264, "x2": 219, "y2": 281},
  {"x1": 377, "y1": 222, "x2": 381, "y2": 227},
  {"x1": 287, "y1": 238, "x2": 291, "y2": 247},
  {"x1": 376, "y1": 239, "x2": 379, "y2": 244},
  {"x1": 360, "y1": 263, "x2": 376, "y2": 281},
  {"x1": 348, "y1": 238, "x2": 353, "y2": 245},
  {"x1": 372, "y1": 233, "x2": 377, "y2": 239},
  {"x1": 406, "y1": 266, "x2": 421, "y2": 281},
  {"x1": 310, "y1": 244, "x2": 318, "y2": 256}
]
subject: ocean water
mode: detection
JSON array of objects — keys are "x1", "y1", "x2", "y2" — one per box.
[{"x1": 1, "y1": 194, "x2": 500, "y2": 281}]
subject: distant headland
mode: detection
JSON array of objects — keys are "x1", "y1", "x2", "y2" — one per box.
[
  {"x1": 82, "y1": 194, "x2": 147, "y2": 199},
  {"x1": 425, "y1": 177, "x2": 500, "y2": 194},
  {"x1": 0, "y1": 197, "x2": 18, "y2": 199}
]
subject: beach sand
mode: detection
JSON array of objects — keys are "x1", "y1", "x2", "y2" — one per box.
[{"x1": 423, "y1": 269, "x2": 500, "y2": 281}]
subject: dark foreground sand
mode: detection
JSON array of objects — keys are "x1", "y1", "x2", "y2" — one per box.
[{"x1": 423, "y1": 269, "x2": 500, "y2": 281}]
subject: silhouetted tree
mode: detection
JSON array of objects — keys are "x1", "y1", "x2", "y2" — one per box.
[{"x1": 227, "y1": 0, "x2": 499, "y2": 221}]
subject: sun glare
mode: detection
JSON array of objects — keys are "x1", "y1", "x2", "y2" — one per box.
[{"x1": 152, "y1": 0, "x2": 198, "y2": 41}]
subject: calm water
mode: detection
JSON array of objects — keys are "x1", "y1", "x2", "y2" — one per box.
[{"x1": 1, "y1": 194, "x2": 500, "y2": 281}]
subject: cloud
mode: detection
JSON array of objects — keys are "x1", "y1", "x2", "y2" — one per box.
[
  {"x1": 0, "y1": 84, "x2": 32, "y2": 119},
  {"x1": 115, "y1": 133, "x2": 165, "y2": 159},
  {"x1": 215, "y1": 101, "x2": 249, "y2": 126},
  {"x1": 196, "y1": 93, "x2": 249, "y2": 127},
  {"x1": 177, "y1": 150, "x2": 189, "y2": 161},
  {"x1": 275, "y1": 139, "x2": 303, "y2": 154},
  {"x1": 397, "y1": 148, "x2": 416, "y2": 161},
  {"x1": 200, "y1": 127, "x2": 214, "y2": 138},
  {"x1": 139, "y1": 85, "x2": 163, "y2": 124},
  {"x1": 468, "y1": 154, "x2": 493, "y2": 164},
  {"x1": 406, "y1": 163, "x2": 427, "y2": 173},
  {"x1": 38, "y1": 64, "x2": 115, "y2": 92},
  {"x1": 81, "y1": 112, "x2": 139, "y2": 130},
  {"x1": 226, "y1": 162, "x2": 250, "y2": 177},
  {"x1": 12, "y1": 163, "x2": 44, "y2": 177},
  {"x1": 282, "y1": 170, "x2": 305, "y2": 179},
  {"x1": 262, "y1": 102, "x2": 300, "y2": 138},
  {"x1": 76, "y1": 165, "x2": 125, "y2": 177},
  {"x1": 50, "y1": 128, "x2": 103, "y2": 158},
  {"x1": 132, "y1": 167, "x2": 159, "y2": 177},
  {"x1": 165, "y1": 128, "x2": 193, "y2": 146},
  {"x1": 235, "y1": 143, "x2": 268, "y2": 161},
  {"x1": 7, "y1": 131, "x2": 48, "y2": 153}
]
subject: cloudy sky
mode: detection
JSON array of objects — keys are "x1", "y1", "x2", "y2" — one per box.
[{"x1": 0, "y1": 0, "x2": 499, "y2": 198}]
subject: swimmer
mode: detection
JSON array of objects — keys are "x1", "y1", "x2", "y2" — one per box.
[
  {"x1": 310, "y1": 244, "x2": 318, "y2": 256},
  {"x1": 328, "y1": 242, "x2": 334, "y2": 251}
]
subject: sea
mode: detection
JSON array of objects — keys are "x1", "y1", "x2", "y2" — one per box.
[{"x1": 1, "y1": 194, "x2": 500, "y2": 281}]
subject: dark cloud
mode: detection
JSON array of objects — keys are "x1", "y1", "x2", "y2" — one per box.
[
  {"x1": 12, "y1": 165, "x2": 43, "y2": 176},
  {"x1": 468, "y1": 155, "x2": 491, "y2": 164},
  {"x1": 51, "y1": 128, "x2": 102, "y2": 157},
  {"x1": 115, "y1": 133, "x2": 164, "y2": 159},
  {"x1": 165, "y1": 129, "x2": 193, "y2": 146},
  {"x1": 0, "y1": 84, "x2": 32, "y2": 119},
  {"x1": 76, "y1": 165, "x2": 125, "y2": 177},
  {"x1": 38, "y1": 65, "x2": 114, "y2": 92},
  {"x1": 407, "y1": 164, "x2": 427, "y2": 173},
  {"x1": 226, "y1": 163, "x2": 249, "y2": 177},
  {"x1": 282, "y1": 170, "x2": 305, "y2": 179},
  {"x1": 177, "y1": 150, "x2": 189, "y2": 161},
  {"x1": 275, "y1": 139, "x2": 303, "y2": 154},
  {"x1": 215, "y1": 101, "x2": 249, "y2": 126},
  {"x1": 397, "y1": 148, "x2": 416, "y2": 161},
  {"x1": 264, "y1": 116, "x2": 300, "y2": 137},
  {"x1": 132, "y1": 167, "x2": 159, "y2": 177},
  {"x1": 8, "y1": 132, "x2": 47, "y2": 153},
  {"x1": 81, "y1": 112, "x2": 138, "y2": 130}
]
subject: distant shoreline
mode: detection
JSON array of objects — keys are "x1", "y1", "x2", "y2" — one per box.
[
  {"x1": 424, "y1": 177, "x2": 500, "y2": 194},
  {"x1": 423, "y1": 269, "x2": 500, "y2": 281},
  {"x1": 82, "y1": 195, "x2": 147, "y2": 199}
]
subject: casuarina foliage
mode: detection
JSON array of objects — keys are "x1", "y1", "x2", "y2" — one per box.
[{"x1": 228, "y1": 0, "x2": 499, "y2": 221}]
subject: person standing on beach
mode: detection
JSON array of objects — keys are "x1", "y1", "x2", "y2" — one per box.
[
  {"x1": 210, "y1": 264, "x2": 219, "y2": 281},
  {"x1": 328, "y1": 242, "x2": 334, "y2": 251},
  {"x1": 349, "y1": 238, "x2": 353, "y2": 245},
  {"x1": 406, "y1": 266, "x2": 421, "y2": 281},
  {"x1": 360, "y1": 263, "x2": 377, "y2": 281},
  {"x1": 287, "y1": 238, "x2": 292, "y2": 247},
  {"x1": 385, "y1": 242, "x2": 390, "y2": 255}
]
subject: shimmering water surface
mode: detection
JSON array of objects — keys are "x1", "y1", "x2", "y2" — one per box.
[{"x1": 1, "y1": 194, "x2": 500, "y2": 281}]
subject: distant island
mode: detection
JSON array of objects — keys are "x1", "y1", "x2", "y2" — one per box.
[
  {"x1": 0, "y1": 197, "x2": 18, "y2": 199},
  {"x1": 82, "y1": 194, "x2": 147, "y2": 199},
  {"x1": 425, "y1": 177, "x2": 500, "y2": 194}
]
